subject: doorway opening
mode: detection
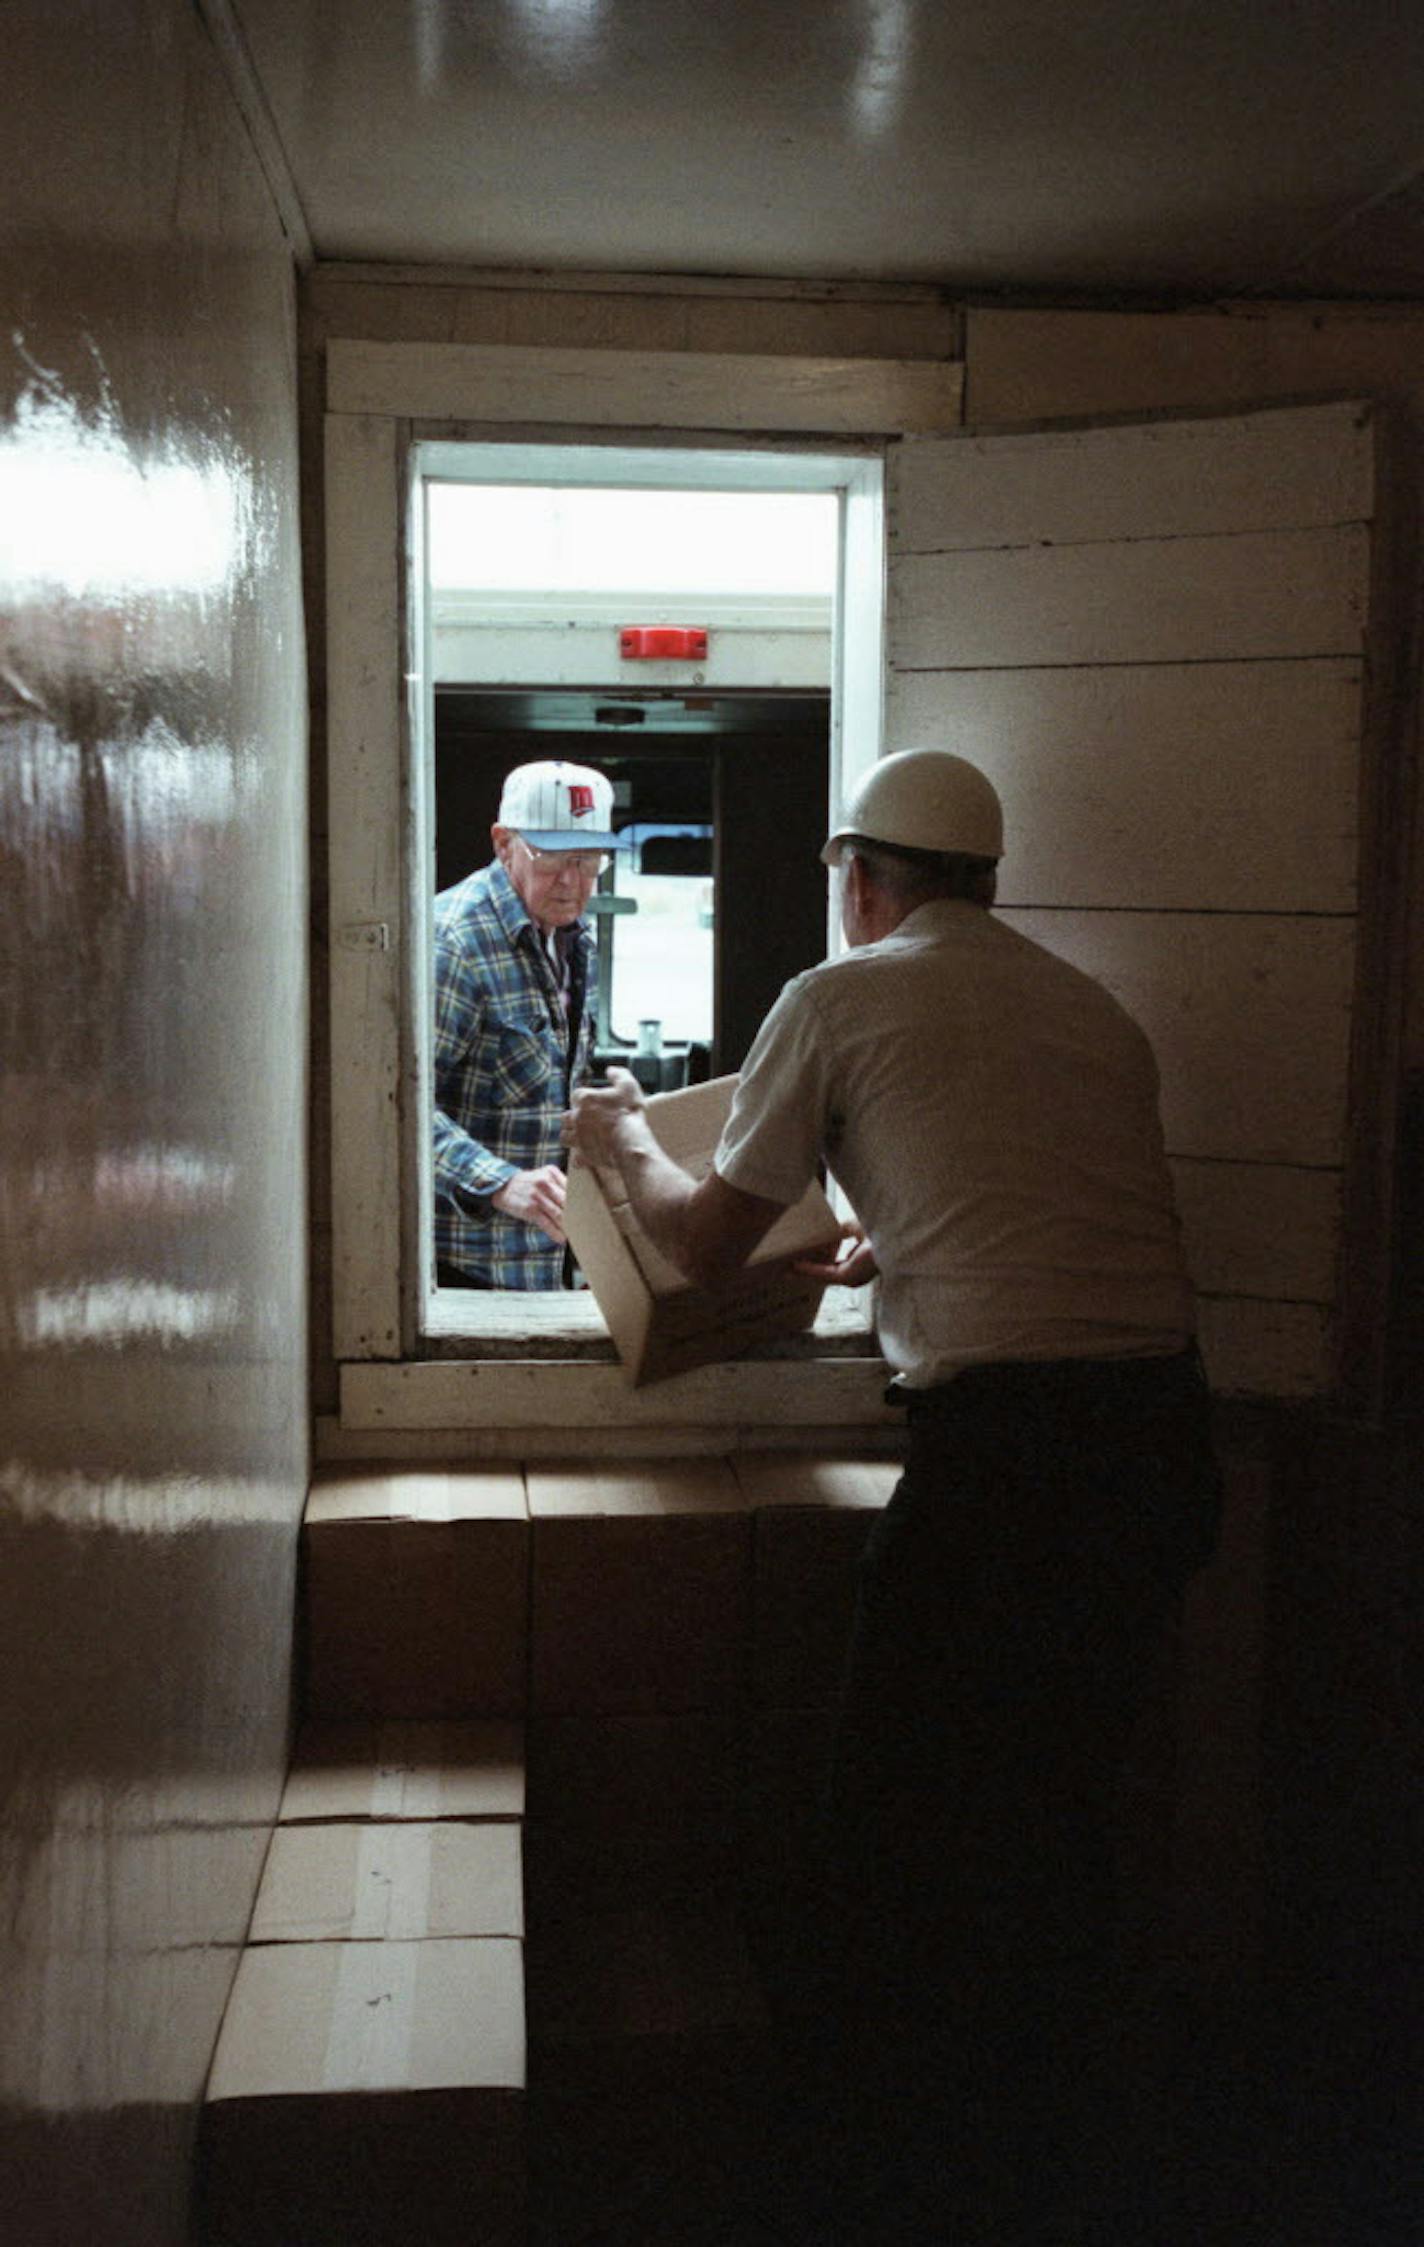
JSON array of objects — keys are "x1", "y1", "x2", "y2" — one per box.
[{"x1": 413, "y1": 441, "x2": 884, "y2": 1336}]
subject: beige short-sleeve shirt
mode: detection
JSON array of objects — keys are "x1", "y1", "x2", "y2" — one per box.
[{"x1": 714, "y1": 900, "x2": 1194, "y2": 1387}]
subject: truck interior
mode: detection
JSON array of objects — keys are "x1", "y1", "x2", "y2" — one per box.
[{"x1": 434, "y1": 686, "x2": 830, "y2": 1084}]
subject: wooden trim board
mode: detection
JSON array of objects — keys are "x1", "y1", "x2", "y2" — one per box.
[{"x1": 327, "y1": 339, "x2": 964, "y2": 433}]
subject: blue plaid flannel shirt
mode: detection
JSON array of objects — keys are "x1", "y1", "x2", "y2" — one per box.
[{"x1": 433, "y1": 860, "x2": 597, "y2": 1288}]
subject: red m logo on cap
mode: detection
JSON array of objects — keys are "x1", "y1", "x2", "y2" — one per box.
[{"x1": 568, "y1": 785, "x2": 595, "y2": 817}]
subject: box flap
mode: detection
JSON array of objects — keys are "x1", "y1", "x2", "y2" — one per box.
[
  {"x1": 306, "y1": 1468, "x2": 527, "y2": 1528},
  {"x1": 207, "y1": 1938, "x2": 525, "y2": 2100},
  {"x1": 732, "y1": 1454, "x2": 901, "y2": 1511},
  {"x1": 609, "y1": 1075, "x2": 840, "y2": 1298},
  {"x1": 524, "y1": 1461, "x2": 745, "y2": 1519},
  {"x1": 562, "y1": 1158, "x2": 655, "y2": 1362}
]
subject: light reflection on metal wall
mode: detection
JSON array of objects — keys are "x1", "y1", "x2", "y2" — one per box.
[{"x1": 0, "y1": 5, "x2": 308, "y2": 2240}]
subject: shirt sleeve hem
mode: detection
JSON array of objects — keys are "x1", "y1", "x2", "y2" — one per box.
[
  {"x1": 442, "y1": 1158, "x2": 518, "y2": 1209},
  {"x1": 713, "y1": 1151, "x2": 805, "y2": 1208}
]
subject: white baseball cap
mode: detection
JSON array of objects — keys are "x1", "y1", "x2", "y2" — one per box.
[{"x1": 497, "y1": 759, "x2": 621, "y2": 851}]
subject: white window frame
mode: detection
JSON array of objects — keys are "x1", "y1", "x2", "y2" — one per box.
[{"x1": 324, "y1": 340, "x2": 962, "y2": 1437}]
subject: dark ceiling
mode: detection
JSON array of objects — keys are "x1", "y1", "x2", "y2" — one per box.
[{"x1": 231, "y1": 0, "x2": 1424, "y2": 300}]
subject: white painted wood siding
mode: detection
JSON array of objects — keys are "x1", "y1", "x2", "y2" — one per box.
[
  {"x1": 891, "y1": 401, "x2": 1374, "y2": 548},
  {"x1": 329, "y1": 339, "x2": 964, "y2": 434},
  {"x1": 891, "y1": 526, "x2": 1367, "y2": 671},
  {"x1": 326, "y1": 413, "x2": 405, "y2": 1359},
  {"x1": 890, "y1": 662, "x2": 1360, "y2": 913},
  {"x1": 886, "y1": 400, "x2": 1376, "y2": 1397}
]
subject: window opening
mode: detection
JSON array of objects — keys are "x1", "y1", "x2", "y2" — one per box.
[{"x1": 415, "y1": 443, "x2": 882, "y2": 1336}]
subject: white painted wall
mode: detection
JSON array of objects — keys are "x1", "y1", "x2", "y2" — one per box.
[
  {"x1": 885, "y1": 402, "x2": 1377, "y2": 1399},
  {"x1": 0, "y1": 6, "x2": 308, "y2": 2236}
]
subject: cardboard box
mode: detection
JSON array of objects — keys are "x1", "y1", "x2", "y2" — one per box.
[
  {"x1": 739, "y1": 1705, "x2": 840, "y2": 1891},
  {"x1": 302, "y1": 1470, "x2": 528, "y2": 1720},
  {"x1": 524, "y1": 1714, "x2": 739, "y2": 1914},
  {"x1": 731, "y1": 1453, "x2": 902, "y2": 1515},
  {"x1": 733, "y1": 1453, "x2": 899, "y2": 1710},
  {"x1": 279, "y1": 1718, "x2": 525, "y2": 1824},
  {"x1": 526, "y1": 1898, "x2": 766, "y2": 2090},
  {"x1": 525, "y1": 1712, "x2": 739, "y2": 1850},
  {"x1": 526, "y1": 1462, "x2": 748, "y2": 1716},
  {"x1": 251, "y1": 1819, "x2": 524, "y2": 1942},
  {"x1": 564, "y1": 1074, "x2": 842, "y2": 1386},
  {"x1": 200, "y1": 1937, "x2": 525, "y2": 2245},
  {"x1": 526, "y1": 1901, "x2": 772, "y2": 2242}
]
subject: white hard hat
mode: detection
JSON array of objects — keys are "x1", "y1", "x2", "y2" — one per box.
[
  {"x1": 498, "y1": 759, "x2": 621, "y2": 850},
  {"x1": 822, "y1": 748, "x2": 1004, "y2": 865}
]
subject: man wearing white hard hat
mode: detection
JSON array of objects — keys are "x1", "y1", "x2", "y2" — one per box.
[
  {"x1": 434, "y1": 759, "x2": 620, "y2": 1288},
  {"x1": 567, "y1": 746, "x2": 1220, "y2": 2231}
]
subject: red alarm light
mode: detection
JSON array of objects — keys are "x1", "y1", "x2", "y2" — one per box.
[{"x1": 619, "y1": 627, "x2": 708, "y2": 660}]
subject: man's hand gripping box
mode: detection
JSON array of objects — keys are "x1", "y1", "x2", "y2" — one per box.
[{"x1": 564, "y1": 1074, "x2": 840, "y2": 1387}]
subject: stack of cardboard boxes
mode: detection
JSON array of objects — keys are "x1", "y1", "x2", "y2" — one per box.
[
  {"x1": 198, "y1": 1445, "x2": 901, "y2": 2243},
  {"x1": 200, "y1": 1711, "x2": 528, "y2": 2245}
]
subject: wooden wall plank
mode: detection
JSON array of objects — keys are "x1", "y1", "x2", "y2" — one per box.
[
  {"x1": 327, "y1": 339, "x2": 964, "y2": 433},
  {"x1": 892, "y1": 401, "x2": 1373, "y2": 552},
  {"x1": 1195, "y1": 1299, "x2": 1331, "y2": 1400},
  {"x1": 308, "y1": 268, "x2": 963, "y2": 368},
  {"x1": 1172, "y1": 1159, "x2": 1342, "y2": 1302},
  {"x1": 891, "y1": 524, "x2": 1368, "y2": 672},
  {"x1": 326, "y1": 413, "x2": 404, "y2": 1359},
  {"x1": 962, "y1": 303, "x2": 1424, "y2": 428},
  {"x1": 885, "y1": 400, "x2": 1377, "y2": 1401},
  {"x1": 887, "y1": 660, "x2": 1361, "y2": 914},
  {"x1": 1000, "y1": 909, "x2": 1356, "y2": 1167}
]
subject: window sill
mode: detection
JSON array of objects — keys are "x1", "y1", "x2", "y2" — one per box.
[
  {"x1": 419, "y1": 1284, "x2": 878, "y2": 1361},
  {"x1": 326, "y1": 1291, "x2": 896, "y2": 1450}
]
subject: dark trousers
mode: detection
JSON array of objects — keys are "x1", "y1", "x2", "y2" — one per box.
[{"x1": 797, "y1": 1347, "x2": 1221, "y2": 2237}]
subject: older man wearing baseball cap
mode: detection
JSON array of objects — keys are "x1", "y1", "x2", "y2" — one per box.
[{"x1": 434, "y1": 758, "x2": 620, "y2": 1288}]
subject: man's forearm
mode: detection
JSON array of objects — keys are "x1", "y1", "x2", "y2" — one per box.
[
  {"x1": 606, "y1": 1113, "x2": 698, "y2": 1269},
  {"x1": 432, "y1": 1104, "x2": 516, "y2": 1205},
  {"x1": 567, "y1": 1066, "x2": 785, "y2": 1288}
]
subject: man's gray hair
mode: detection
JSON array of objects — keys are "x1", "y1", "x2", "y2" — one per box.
[{"x1": 842, "y1": 834, "x2": 997, "y2": 905}]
